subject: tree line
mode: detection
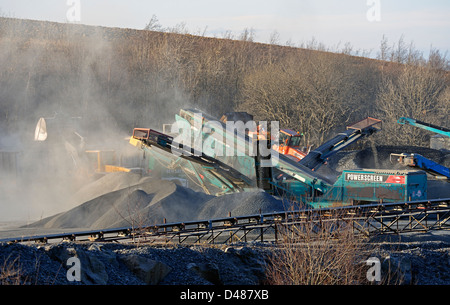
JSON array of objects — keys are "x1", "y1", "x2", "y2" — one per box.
[{"x1": 0, "y1": 17, "x2": 448, "y2": 149}]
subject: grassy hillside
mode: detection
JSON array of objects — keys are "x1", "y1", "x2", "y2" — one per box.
[{"x1": 0, "y1": 17, "x2": 448, "y2": 147}]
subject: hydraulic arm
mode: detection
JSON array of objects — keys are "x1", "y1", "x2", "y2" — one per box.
[
  {"x1": 398, "y1": 117, "x2": 450, "y2": 138},
  {"x1": 391, "y1": 153, "x2": 449, "y2": 181}
]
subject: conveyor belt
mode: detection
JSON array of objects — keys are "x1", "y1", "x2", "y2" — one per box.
[{"x1": 2, "y1": 198, "x2": 449, "y2": 244}]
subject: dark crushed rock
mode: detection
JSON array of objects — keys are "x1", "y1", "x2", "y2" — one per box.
[
  {"x1": 0, "y1": 242, "x2": 270, "y2": 285},
  {"x1": 1, "y1": 237, "x2": 449, "y2": 285},
  {"x1": 0, "y1": 243, "x2": 69, "y2": 285},
  {"x1": 368, "y1": 240, "x2": 450, "y2": 285},
  {"x1": 325, "y1": 145, "x2": 450, "y2": 173}
]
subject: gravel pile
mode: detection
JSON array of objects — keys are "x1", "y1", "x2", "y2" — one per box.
[
  {"x1": 26, "y1": 172, "x2": 286, "y2": 230},
  {"x1": 28, "y1": 174, "x2": 214, "y2": 229},
  {"x1": 324, "y1": 145, "x2": 450, "y2": 173},
  {"x1": 198, "y1": 190, "x2": 287, "y2": 220}
]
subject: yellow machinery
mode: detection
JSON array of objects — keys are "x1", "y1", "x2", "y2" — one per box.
[{"x1": 34, "y1": 115, "x2": 133, "y2": 176}]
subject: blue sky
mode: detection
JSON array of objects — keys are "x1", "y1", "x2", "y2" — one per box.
[{"x1": 0, "y1": 0, "x2": 449, "y2": 57}]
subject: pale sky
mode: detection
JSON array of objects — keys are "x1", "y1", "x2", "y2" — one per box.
[{"x1": 0, "y1": 0, "x2": 449, "y2": 58}]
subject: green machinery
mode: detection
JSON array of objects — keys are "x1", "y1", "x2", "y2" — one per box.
[{"x1": 130, "y1": 109, "x2": 428, "y2": 207}]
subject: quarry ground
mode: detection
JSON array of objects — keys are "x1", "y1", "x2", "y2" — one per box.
[
  {"x1": 0, "y1": 145, "x2": 449, "y2": 285},
  {"x1": 0, "y1": 235, "x2": 449, "y2": 285}
]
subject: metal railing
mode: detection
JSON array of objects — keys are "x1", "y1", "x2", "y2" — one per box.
[{"x1": 1, "y1": 198, "x2": 449, "y2": 245}]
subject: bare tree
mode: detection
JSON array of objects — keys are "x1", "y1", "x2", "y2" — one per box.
[
  {"x1": 377, "y1": 35, "x2": 390, "y2": 61},
  {"x1": 266, "y1": 212, "x2": 370, "y2": 285},
  {"x1": 237, "y1": 51, "x2": 371, "y2": 146},
  {"x1": 375, "y1": 63, "x2": 448, "y2": 146},
  {"x1": 268, "y1": 30, "x2": 280, "y2": 45},
  {"x1": 239, "y1": 28, "x2": 255, "y2": 42},
  {"x1": 144, "y1": 15, "x2": 162, "y2": 31}
]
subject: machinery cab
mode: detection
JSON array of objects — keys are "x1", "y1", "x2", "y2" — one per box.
[{"x1": 275, "y1": 129, "x2": 307, "y2": 161}]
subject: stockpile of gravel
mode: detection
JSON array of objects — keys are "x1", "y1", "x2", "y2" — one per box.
[
  {"x1": 26, "y1": 172, "x2": 286, "y2": 230},
  {"x1": 325, "y1": 145, "x2": 450, "y2": 172},
  {"x1": 28, "y1": 173, "x2": 214, "y2": 229},
  {"x1": 70, "y1": 172, "x2": 153, "y2": 206},
  {"x1": 198, "y1": 190, "x2": 287, "y2": 219}
]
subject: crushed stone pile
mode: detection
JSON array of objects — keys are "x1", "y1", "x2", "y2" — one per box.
[
  {"x1": 28, "y1": 172, "x2": 286, "y2": 230},
  {"x1": 29, "y1": 173, "x2": 212, "y2": 229},
  {"x1": 198, "y1": 190, "x2": 289, "y2": 220},
  {"x1": 325, "y1": 145, "x2": 450, "y2": 173}
]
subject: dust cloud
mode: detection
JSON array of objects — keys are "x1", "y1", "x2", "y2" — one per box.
[{"x1": 0, "y1": 18, "x2": 190, "y2": 224}]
